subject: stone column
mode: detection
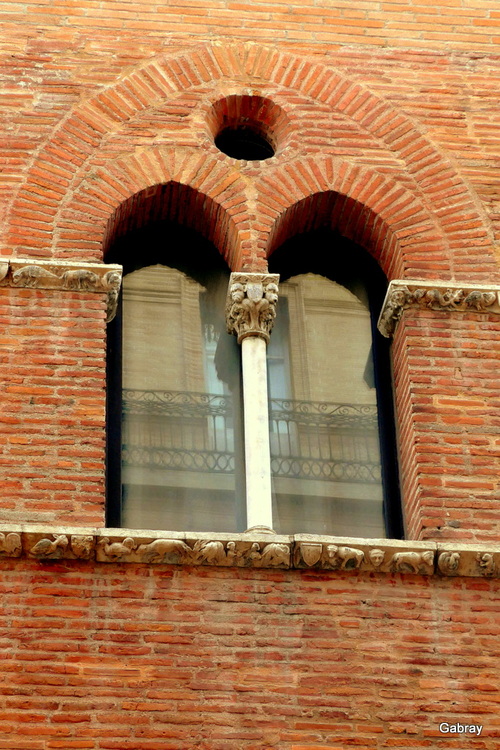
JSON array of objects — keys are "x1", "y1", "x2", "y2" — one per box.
[{"x1": 226, "y1": 272, "x2": 279, "y2": 532}]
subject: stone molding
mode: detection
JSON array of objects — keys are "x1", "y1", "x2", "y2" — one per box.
[
  {"x1": 226, "y1": 272, "x2": 280, "y2": 343},
  {"x1": 0, "y1": 258, "x2": 123, "y2": 322},
  {"x1": 377, "y1": 279, "x2": 500, "y2": 338},
  {"x1": 1, "y1": 525, "x2": 499, "y2": 578}
]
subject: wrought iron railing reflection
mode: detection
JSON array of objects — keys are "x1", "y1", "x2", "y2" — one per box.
[
  {"x1": 122, "y1": 389, "x2": 235, "y2": 473},
  {"x1": 269, "y1": 398, "x2": 381, "y2": 483},
  {"x1": 122, "y1": 389, "x2": 381, "y2": 483}
]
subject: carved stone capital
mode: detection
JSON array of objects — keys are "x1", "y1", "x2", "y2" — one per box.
[
  {"x1": 226, "y1": 272, "x2": 279, "y2": 343},
  {"x1": 378, "y1": 279, "x2": 500, "y2": 337},
  {"x1": 0, "y1": 258, "x2": 123, "y2": 322}
]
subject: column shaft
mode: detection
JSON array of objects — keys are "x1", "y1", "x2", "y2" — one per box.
[{"x1": 241, "y1": 336, "x2": 274, "y2": 530}]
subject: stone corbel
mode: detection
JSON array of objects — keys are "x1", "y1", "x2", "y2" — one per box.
[
  {"x1": 378, "y1": 279, "x2": 500, "y2": 338},
  {"x1": 226, "y1": 272, "x2": 280, "y2": 343},
  {"x1": 0, "y1": 258, "x2": 123, "y2": 322}
]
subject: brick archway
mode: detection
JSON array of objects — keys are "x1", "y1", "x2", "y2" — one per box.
[
  {"x1": 45, "y1": 148, "x2": 249, "y2": 268},
  {"x1": 4, "y1": 42, "x2": 496, "y2": 281},
  {"x1": 48, "y1": 148, "x2": 447, "y2": 278},
  {"x1": 249, "y1": 155, "x2": 448, "y2": 280}
]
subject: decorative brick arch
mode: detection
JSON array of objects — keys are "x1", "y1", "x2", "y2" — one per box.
[
  {"x1": 46, "y1": 148, "x2": 249, "y2": 267},
  {"x1": 249, "y1": 155, "x2": 448, "y2": 280},
  {"x1": 4, "y1": 42, "x2": 496, "y2": 282}
]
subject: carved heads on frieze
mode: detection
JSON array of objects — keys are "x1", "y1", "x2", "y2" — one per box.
[
  {"x1": 1, "y1": 529, "x2": 499, "y2": 579},
  {"x1": 294, "y1": 541, "x2": 435, "y2": 575}
]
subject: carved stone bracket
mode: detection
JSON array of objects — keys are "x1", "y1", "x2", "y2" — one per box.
[
  {"x1": 0, "y1": 258, "x2": 123, "y2": 322},
  {"x1": 378, "y1": 279, "x2": 500, "y2": 337},
  {"x1": 2, "y1": 525, "x2": 500, "y2": 578},
  {"x1": 226, "y1": 272, "x2": 280, "y2": 343}
]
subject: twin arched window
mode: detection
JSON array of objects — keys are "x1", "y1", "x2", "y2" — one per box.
[{"x1": 106, "y1": 225, "x2": 403, "y2": 538}]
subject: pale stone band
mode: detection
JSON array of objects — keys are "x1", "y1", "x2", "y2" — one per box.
[
  {"x1": 0, "y1": 258, "x2": 123, "y2": 322},
  {"x1": 226, "y1": 272, "x2": 280, "y2": 532},
  {"x1": 378, "y1": 279, "x2": 500, "y2": 337},
  {"x1": 1, "y1": 524, "x2": 499, "y2": 578}
]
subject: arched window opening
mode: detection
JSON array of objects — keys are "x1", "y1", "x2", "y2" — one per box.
[
  {"x1": 106, "y1": 222, "x2": 245, "y2": 533},
  {"x1": 268, "y1": 228, "x2": 403, "y2": 539}
]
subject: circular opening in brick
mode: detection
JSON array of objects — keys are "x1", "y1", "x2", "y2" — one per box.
[
  {"x1": 215, "y1": 125, "x2": 275, "y2": 160},
  {"x1": 208, "y1": 95, "x2": 290, "y2": 161}
]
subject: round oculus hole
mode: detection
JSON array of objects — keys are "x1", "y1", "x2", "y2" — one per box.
[{"x1": 214, "y1": 125, "x2": 275, "y2": 161}]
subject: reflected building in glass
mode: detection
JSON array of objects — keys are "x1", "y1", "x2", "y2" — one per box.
[
  {"x1": 118, "y1": 262, "x2": 245, "y2": 533},
  {"x1": 111, "y1": 229, "x2": 398, "y2": 538},
  {"x1": 268, "y1": 273, "x2": 384, "y2": 537}
]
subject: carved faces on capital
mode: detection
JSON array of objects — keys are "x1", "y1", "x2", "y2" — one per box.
[{"x1": 226, "y1": 273, "x2": 280, "y2": 344}]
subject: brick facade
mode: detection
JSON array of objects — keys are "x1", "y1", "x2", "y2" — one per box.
[{"x1": 0, "y1": 1, "x2": 499, "y2": 747}]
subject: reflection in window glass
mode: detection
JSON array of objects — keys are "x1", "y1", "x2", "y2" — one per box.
[
  {"x1": 120, "y1": 265, "x2": 244, "y2": 532},
  {"x1": 268, "y1": 273, "x2": 385, "y2": 537}
]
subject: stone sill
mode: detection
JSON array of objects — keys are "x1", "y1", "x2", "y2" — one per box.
[{"x1": 0, "y1": 524, "x2": 499, "y2": 578}]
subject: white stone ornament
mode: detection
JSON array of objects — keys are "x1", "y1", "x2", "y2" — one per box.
[
  {"x1": 0, "y1": 258, "x2": 123, "y2": 322},
  {"x1": 226, "y1": 272, "x2": 279, "y2": 343},
  {"x1": 1, "y1": 526, "x2": 499, "y2": 578},
  {"x1": 378, "y1": 279, "x2": 500, "y2": 337}
]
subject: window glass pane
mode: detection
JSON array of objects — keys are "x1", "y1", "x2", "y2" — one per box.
[
  {"x1": 120, "y1": 264, "x2": 244, "y2": 532},
  {"x1": 269, "y1": 273, "x2": 385, "y2": 537}
]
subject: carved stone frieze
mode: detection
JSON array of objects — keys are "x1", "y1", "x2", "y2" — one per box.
[
  {"x1": 97, "y1": 536, "x2": 137, "y2": 562},
  {"x1": 476, "y1": 552, "x2": 496, "y2": 576},
  {"x1": 390, "y1": 550, "x2": 434, "y2": 575},
  {"x1": 0, "y1": 532, "x2": 22, "y2": 557},
  {"x1": 136, "y1": 538, "x2": 193, "y2": 564},
  {"x1": 21, "y1": 527, "x2": 97, "y2": 561},
  {"x1": 437, "y1": 543, "x2": 500, "y2": 578},
  {"x1": 191, "y1": 539, "x2": 234, "y2": 565},
  {"x1": 326, "y1": 544, "x2": 365, "y2": 570},
  {"x1": 253, "y1": 542, "x2": 290, "y2": 568},
  {"x1": 226, "y1": 272, "x2": 280, "y2": 343},
  {"x1": 1, "y1": 527, "x2": 500, "y2": 578},
  {"x1": 294, "y1": 536, "x2": 435, "y2": 575},
  {"x1": 378, "y1": 280, "x2": 500, "y2": 337},
  {"x1": 95, "y1": 532, "x2": 292, "y2": 568},
  {"x1": 71, "y1": 535, "x2": 96, "y2": 560},
  {"x1": 0, "y1": 259, "x2": 122, "y2": 322},
  {"x1": 28, "y1": 534, "x2": 69, "y2": 559},
  {"x1": 186, "y1": 533, "x2": 292, "y2": 568},
  {"x1": 437, "y1": 550, "x2": 461, "y2": 575}
]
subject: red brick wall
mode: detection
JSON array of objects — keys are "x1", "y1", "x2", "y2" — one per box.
[
  {"x1": 0, "y1": 287, "x2": 107, "y2": 526},
  {"x1": 393, "y1": 309, "x2": 500, "y2": 542},
  {"x1": 1, "y1": 2, "x2": 500, "y2": 748},
  {"x1": 0, "y1": 558, "x2": 498, "y2": 750}
]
